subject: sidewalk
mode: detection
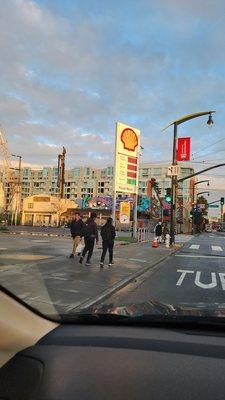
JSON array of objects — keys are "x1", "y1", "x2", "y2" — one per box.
[{"x1": 0, "y1": 240, "x2": 174, "y2": 318}]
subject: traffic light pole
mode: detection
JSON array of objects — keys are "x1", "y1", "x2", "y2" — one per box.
[{"x1": 170, "y1": 122, "x2": 177, "y2": 245}]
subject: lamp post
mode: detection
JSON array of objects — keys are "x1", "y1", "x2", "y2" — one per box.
[
  {"x1": 197, "y1": 191, "x2": 210, "y2": 197},
  {"x1": 11, "y1": 154, "x2": 22, "y2": 226},
  {"x1": 162, "y1": 111, "x2": 215, "y2": 245},
  {"x1": 191, "y1": 181, "x2": 210, "y2": 233},
  {"x1": 132, "y1": 145, "x2": 144, "y2": 238}
]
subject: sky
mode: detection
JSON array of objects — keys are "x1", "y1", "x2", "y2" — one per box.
[{"x1": 0, "y1": 0, "x2": 225, "y2": 203}]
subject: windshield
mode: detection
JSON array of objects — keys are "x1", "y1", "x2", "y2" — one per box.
[{"x1": 1, "y1": 0, "x2": 225, "y2": 325}]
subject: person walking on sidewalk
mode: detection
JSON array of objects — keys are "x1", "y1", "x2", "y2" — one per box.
[
  {"x1": 100, "y1": 217, "x2": 116, "y2": 268},
  {"x1": 79, "y1": 212, "x2": 99, "y2": 266},
  {"x1": 162, "y1": 223, "x2": 169, "y2": 244},
  {"x1": 155, "y1": 222, "x2": 163, "y2": 244},
  {"x1": 69, "y1": 213, "x2": 85, "y2": 258}
]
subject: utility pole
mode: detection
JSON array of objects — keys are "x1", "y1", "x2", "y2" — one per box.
[
  {"x1": 191, "y1": 180, "x2": 209, "y2": 234},
  {"x1": 11, "y1": 154, "x2": 22, "y2": 225},
  {"x1": 57, "y1": 147, "x2": 66, "y2": 227},
  {"x1": 162, "y1": 110, "x2": 215, "y2": 245},
  {"x1": 220, "y1": 197, "x2": 224, "y2": 224},
  {"x1": 170, "y1": 122, "x2": 177, "y2": 245},
  {"x1": 57, "y1": 146, "x2": 66, "y2": 199}
]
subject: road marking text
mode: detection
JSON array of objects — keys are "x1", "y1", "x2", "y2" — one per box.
[{"x1": 176, "y1": 269, "x2": 225, "y2": 290}]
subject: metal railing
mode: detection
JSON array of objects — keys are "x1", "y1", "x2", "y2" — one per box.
[{"x1": 137, "y1": 228, "x2": 152, "y2": 242}]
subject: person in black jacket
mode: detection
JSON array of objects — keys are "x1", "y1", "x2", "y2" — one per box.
[
  {"x1": 69, "y1": 213, "x2": 85, "y2": 258},
  {"x1": 79, "y1": 212, "x2": 99, "y2": 266},
  {"x1": 155, "y1": 222, "x2": 163, "y2": 243},
  {"x1": 100, "y1": 217, "x2": 116, "y2": 268}
]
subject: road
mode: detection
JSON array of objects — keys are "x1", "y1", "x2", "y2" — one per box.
[
  {"x1": 0, "y1": 232, "x2": 172, "y2": 316},
  {"x1": 103, "y1": 232, "x2": 225, "y2": 308},
  {"x1": 2, "y1": 230, "x2": 223, "y2": 317}
]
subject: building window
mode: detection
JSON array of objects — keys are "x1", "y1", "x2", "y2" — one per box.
[
  {"x1": 84, "y1": 167, "x2": 90, "y2": 176},
  {"x1": 153, "y1": 168, "x2": 162, "y2": 176},
  {"x1": 28, "y1": 203, "x2": 33, "y2": 209}
]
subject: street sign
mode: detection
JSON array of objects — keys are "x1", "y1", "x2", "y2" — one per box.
[
  {"x1": 119, "y1": 201, "x2": 130, "y2": 223},
  {"x1": 209, "y1": 204, "x2": 219, "y2": 208},
  {"x1": 177, "y1": 137, "x2": 191, "y2": 161},
  {"x1": 167, "y1": 165, "x2": 181, "y2": 176}
]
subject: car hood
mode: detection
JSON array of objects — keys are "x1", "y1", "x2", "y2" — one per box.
[{"x1": 86, "y1": 300, "x2": 225, "y2": 319}]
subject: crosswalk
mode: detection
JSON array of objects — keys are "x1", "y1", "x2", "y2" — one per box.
[
  {"x1": 189, "y1": 244, "x2": 200, "y2": 250},
  {"x1": 189, "y1": 244, "x2": 223, "y2": 252}
]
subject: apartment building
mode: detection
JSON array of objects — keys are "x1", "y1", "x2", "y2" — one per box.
[{"x1": 0, "y1": 163, "x2": 194, "y2": 207}]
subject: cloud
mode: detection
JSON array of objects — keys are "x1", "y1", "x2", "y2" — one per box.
[{"x1": 0, "y1": 0, "x2": 225, "y2": 199}]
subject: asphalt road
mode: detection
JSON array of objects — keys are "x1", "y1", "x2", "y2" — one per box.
[
  {"x1": 0, "y1": 233, "x2": 172, "y2": 316},
  {"x1": 104, "y1": 232, "x2": 225, "y2": 308}
]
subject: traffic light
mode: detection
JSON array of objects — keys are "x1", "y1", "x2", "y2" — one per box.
[
  {"x1": 221, "y1": 197, "x2": 224, "y2": 205},
  {"x1": 165, "y1": 188, "x2": 172, "y2": 202}
]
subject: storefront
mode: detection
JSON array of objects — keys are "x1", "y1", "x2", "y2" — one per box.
[{"x1": 21, "y1": 195, "x2": 77, "y2": 226}]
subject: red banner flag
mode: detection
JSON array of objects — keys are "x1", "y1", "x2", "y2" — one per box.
[{"x1": 177, "y1": 137, "x2": 191, "y2": 161}]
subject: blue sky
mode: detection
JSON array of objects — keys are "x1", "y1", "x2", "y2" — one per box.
[{"x1": 1, "y1": 0, "x2": 225, "y2": 200}]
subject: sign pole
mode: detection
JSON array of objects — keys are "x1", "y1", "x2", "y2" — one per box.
[
  {"x1": 114, "y1": 122, "x2": 140, "y2": 233},
  {"x1": 112, "y1": 123, "x2": 117, "y2": 226},
  {"x1": 133, "y1": 193, "x2": 137, "y2": 238},
  {"x1": 112, "y1": 190, "x2": 116, "y2": 226}
]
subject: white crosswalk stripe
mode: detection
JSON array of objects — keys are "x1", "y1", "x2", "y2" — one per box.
[
  {"x1": 189, "y1": 244, "x2": 200, "y2": 250},
  {"x1": 211, "y1": 245, "x2": 223, "y2": 251}
]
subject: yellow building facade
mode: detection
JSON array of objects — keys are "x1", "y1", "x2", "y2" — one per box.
[{"x1": 21, "y1": 194, "x2": 77, "y2": 226}]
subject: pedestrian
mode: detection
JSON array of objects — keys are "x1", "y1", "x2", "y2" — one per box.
[
  {"x1": 155, "y1": 222, "x2": 162, "y2": 243},
  {"x1": 79, "y1": 212, "x2": 99, "y2": 266},
  {"x1": 69, "y1": 213, "x2": 85, "y2": 258},
  {"x1": 162, "y1": 223, "x2": 169, "y2": 243},
  {"x1": 100, "y1": 217, "x2": 116, "y2": 268}
]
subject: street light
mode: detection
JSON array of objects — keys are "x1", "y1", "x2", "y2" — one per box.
[
  {"x1": 191, "y1": 180, "x2": 210, "y2": 234},
  {"x1": 207, "y1": 113, "x2": 214, "y2": 126},
  {"x1": 197, "y1": 191, "x2": 210, "y2": 197},
  {"x1": 11, "y1": 154, "x2": 22, "y2": 226},
  {"x1": 162, "y1": 111, "x2": 215, "y2": 245}
]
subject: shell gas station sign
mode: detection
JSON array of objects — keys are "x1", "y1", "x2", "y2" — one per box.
[{"x1": 114, "y1": 122, "x2": 140, "y2": 194}]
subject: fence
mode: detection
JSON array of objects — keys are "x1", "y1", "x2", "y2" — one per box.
[{"x1": 136, "y1": 227, "x2": 152, "y2": 243}]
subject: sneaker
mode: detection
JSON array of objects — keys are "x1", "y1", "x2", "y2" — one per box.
[
  {"x1": 108, "y1": 262, "x2": 114, "y2": 267},
  {"x1": 79, "y1": 256, "x2": 83, "y2": 264},
  {"x1": 85, "y1": 261, "x2": 91, "y2": 266},
  {"x1": 69, "y1": 254, "x2": 74, "y2": 259},
  {"x1": 100, "y1": 262, "x2": 104, "y2": 268}
]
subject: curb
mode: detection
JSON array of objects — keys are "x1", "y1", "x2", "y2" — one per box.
[
  {"x1": 73, "y1": 249, "x2": 175, "y2": 311},
  {"x1": 4, "y1": 231, "x2": 138, "y2": 247}
]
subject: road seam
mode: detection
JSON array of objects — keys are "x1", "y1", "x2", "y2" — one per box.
[{"x1": 73, "y1": 250, "x2": 175, "y2": 311}]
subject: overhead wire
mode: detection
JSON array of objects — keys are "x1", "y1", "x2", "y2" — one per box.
[{"x1": 191, "y1": 137, "x2": 225, "y2": 157}]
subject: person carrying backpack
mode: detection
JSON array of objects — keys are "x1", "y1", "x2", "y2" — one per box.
[
  {"x1": 100, "y1": 217, "x2": 116, "y2": 268},
  {"x1": 79, "y1": 212, "x2": 99, "y2": 266}
]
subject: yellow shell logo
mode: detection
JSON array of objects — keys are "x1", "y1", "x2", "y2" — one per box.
[{"x1": 121, "y1": 128, "x2": 138, "y2": 152}]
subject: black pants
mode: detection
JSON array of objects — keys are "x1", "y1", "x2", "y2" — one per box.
[
  {"x1": 100, "y1": 240, "x2": 114, "y2": 264},
  {"x1": 82, "y1": 237, "x2": 95, "y2": 261}
]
